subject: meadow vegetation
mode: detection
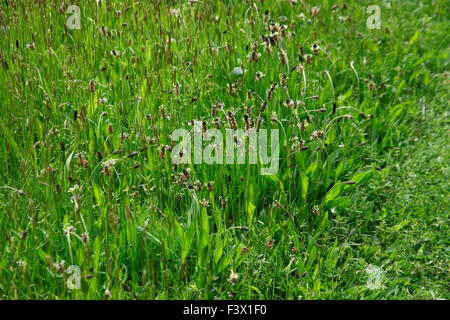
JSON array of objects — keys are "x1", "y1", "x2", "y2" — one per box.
[{"x1": 0, "y1": 0, "x2": 448, "y2": 299}]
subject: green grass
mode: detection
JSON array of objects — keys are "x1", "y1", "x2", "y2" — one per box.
[{"x1": 0, "y1": 0, "x2": 448, "y2": 299}]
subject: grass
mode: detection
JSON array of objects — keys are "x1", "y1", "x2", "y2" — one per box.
[{"x1": 0, "y1": 0, "x2": 448, "y2": 299}]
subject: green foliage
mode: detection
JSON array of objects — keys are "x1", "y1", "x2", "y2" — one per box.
[{"x1": 0, "y1": 0, "x2": 448, "y2": 299}]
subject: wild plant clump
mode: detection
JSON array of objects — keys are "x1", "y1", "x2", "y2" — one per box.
[{"x1": 0, "y1": 1, "x2": 447, "y2": 299}]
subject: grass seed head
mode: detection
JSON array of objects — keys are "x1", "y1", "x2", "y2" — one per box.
[{"x1": 229, "y1": 270, "x2": 239, "y2": 284}]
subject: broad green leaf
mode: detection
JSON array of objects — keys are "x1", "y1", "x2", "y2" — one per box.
[
  {"x1": 301, "y1": 172, "x2": 308, "y2": 201},
  {"x1": 348, "y1": 170, "x2": 374, "y2": 187},
  {"x1": 247, "y1": 201, "x2": 256, "y2": 225},
  {"x1": 325, "y1": 184, "x2": 342, "y2": 203},
  {"x1": 199, "y1": 207, "x2": 209, "y2": 251}
]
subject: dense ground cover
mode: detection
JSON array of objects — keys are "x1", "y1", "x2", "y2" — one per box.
[{"x1": 0, "y1": 0, "x2": 448, "y2": 299}]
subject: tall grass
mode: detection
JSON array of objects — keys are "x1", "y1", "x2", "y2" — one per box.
[{"x1": 0, "y1": 0, "x2": 448, "y2": 299}]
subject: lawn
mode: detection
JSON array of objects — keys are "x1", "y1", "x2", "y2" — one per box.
[{"x1": 0, "y1": 0, "x2": 448, "y2": 299}]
